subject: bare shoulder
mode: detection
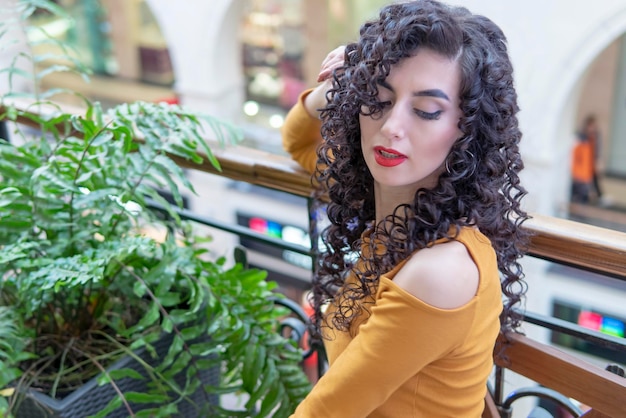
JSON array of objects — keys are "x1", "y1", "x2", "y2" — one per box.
[{"x1": 392, "y1": 240, "x2": 479, "y2": 309}]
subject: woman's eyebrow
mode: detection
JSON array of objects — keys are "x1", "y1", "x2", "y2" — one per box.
[
  {"x1": 378, "y1": 81, "x2": 450, "y2": 101},
  {"x1": 414, "y1": 89, "x2": 450, "y2": 101},
  {"x1": 378, "y1": 81, "x2": 450, "y2": 102}
]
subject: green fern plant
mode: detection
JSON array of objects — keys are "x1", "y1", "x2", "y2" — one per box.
[
  {"x1": 0, "y1": 307, "x2": 32, "y2": 416},
  {"x1": 0, "y1": 1, "x2": 312, "y2": 417}
]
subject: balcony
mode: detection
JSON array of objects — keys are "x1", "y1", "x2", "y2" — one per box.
[{"x1": 1, "y1": 99, "x2": 625, "y2": 418}]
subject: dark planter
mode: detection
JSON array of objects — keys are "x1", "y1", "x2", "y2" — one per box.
[{"x1": 13, "y1": 333, "x2": 219, "y2": 418}]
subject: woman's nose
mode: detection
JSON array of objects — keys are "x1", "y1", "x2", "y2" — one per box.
[{"x1": 380, "y1": 106, "x2": 407, "y2": 141}]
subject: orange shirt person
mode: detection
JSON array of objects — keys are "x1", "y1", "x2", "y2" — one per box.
[
  {"x1": 571, "y1": 137, "x2": 594, "y2": 203},
  {"x1": 572, "y1": 139, "x2": 594, "y2": 184}
]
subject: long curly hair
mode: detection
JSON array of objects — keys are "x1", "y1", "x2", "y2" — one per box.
[{"x1": 310, "y1": 0, "x2": 530, "y2": 340}]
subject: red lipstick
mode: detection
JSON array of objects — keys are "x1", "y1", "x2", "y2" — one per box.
[{"x1": 373, "y1": 146, "x2": 407, "y2": 167}]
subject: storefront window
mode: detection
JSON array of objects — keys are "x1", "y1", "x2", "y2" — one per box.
[{"x1": 240, "y1": 0, "x2": 306, "y2": 131}]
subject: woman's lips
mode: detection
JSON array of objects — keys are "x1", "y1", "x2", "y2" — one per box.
[{"x1": 373, "y1": 146, "x2": 407, "y2": 167}]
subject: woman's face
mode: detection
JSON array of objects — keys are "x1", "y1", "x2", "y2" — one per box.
[{"x1": 359, "y1": 48, "x2": 463, "y2": 196}]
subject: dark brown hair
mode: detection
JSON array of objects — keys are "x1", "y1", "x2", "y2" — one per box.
[{"x1": 310, "y1": 0, "x2": 530, "y2": 339}]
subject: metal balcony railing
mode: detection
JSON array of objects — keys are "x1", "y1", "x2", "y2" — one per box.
[{"x1": 2, "y1": 100, "x2": 626, "y2": 418}]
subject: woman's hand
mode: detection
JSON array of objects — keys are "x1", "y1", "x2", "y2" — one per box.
[
  {"x1": 303, "y1": 46, "x2": 346, "y2": 119},
  {"x1": 317, "y1": 45, "x2": 346, "y2": 82}
]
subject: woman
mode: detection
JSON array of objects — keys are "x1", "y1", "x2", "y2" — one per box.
[
  {"x1": 574, "y1": 114, "x2": 603, "y2": 202},
  {"x1": 282, "y1": 1, "x2": 529, "y2": 416}
]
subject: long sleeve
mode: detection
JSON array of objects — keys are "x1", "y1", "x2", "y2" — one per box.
[
  {"x1": 290, "y1": 277, "x2": 481, "y2": 418},
  {"x1": 281, "y1": 89, "x2": 322, "y2": 174}
]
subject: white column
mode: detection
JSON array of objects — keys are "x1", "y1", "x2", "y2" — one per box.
[{"x1": 145, "y1": 0, "x2": 246, "y2": 122}]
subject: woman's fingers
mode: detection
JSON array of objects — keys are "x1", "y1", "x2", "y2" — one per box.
[
  {"x1": 317, "y1": 69, "x2": 332, "y2": 82},
  {"x1": 317, "y1": 46, "x2": 346, "y2": 82}
]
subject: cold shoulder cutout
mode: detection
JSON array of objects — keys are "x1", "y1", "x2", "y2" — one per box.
[{"x1": 392, "y1": 239, "x2": 480, "y2": 309}]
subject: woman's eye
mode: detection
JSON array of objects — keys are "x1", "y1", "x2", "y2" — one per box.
[{"x1": 414, "y1": 109, "x2": 442, "y2": 120}]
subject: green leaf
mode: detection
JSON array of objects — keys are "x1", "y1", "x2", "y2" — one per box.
[
  {"x1": 35, "y1": 64, "x2": 74, "y2": 80},
  {"x1": 0, "y1": 67, "x2": 31, "y2": 78},
  {"x1": 135, "y1": 404, "x2": 178, "y2": 418},
  {"x1": 71, "y1": 115, "x2": 97, "y2": 139},
  {"x1": 32, "y1": 164, "x2": 80, "y2": 193},
  {"x1": 123, "y1": 391, "x2": 170, "y2": 404},
  {"x1": 151, "y1": 154, "x2": 189, "y2": 206},
  {"x1": 166, "y1": 142, "x2": 203, "y2": 164},
  {"x1": 90, "y1": 129, "x2": 113, "y2": 147},
  {"x1": 161, "y1": 316, "x2": 174, "y2": 334},
  {"x1": 27, "y1": 256, "x2": 103, "y2": 292},
  {"x1": 124, "y1": 302, "x2": 160, "y2": 335},
  {"x1": 188, "y1": 341, "x2": 219, "y2": 357},
  {"x1": 106, "y1": 368, "x2": 144, "y2": 381},
  {"x1": 162, "y1": 350, "x2": 191, "y2": 377},
  {"x1": 257, "y1": 379, "x2": 285, "y2": 418},
  {"x1": 0, "y1": 242, "x2": 43, "y2": 265},
  {"x1": 244, "y1": 358, "x2": 278, "y2": 410},
  {"x1": 144, "y1": 254, "x2": 174, "y2": 290},
  {"x1": 157, "y1": 292, "x2": 182, "y2": 307},
  {"x1": 40, "y1": 87, "x2": 78, "y2": 100},
  {"x1": 157, "y1": 334, "x2": 184, "y2": 372},
  {"x1": 242, "y1": 336, "x2": 265, "y2": 393},
  {"x1": 180, "y1": 324, "x2": 206, "y2": 341},
  {"x1": 139, "y1": 186, "x2": 181, "y2": 224},
  {"x1": 0, "y1": 187, "x2": 21, "y2": 207},
  {"x1": 88, "y1": 395, "x2": 123, "y2": 418}
]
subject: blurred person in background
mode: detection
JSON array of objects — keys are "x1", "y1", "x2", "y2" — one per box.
[
  {"x1": 570, "y1": 128, "x2": 595, "y2": 204},
  {"x1": 576, "y1": 114, "x2": 604, "y2": 203}
]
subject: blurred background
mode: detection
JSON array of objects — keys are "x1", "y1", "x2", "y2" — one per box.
[{"x1": 2, "y1": 1, "x2": 626, "y2": 415}]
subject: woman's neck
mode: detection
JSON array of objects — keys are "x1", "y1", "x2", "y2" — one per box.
[{"x1": 373, "y1": 184, "x2": 415, "y2": 224}]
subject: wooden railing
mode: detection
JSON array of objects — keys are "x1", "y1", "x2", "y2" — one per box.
[{"x1": 2, "y1": 101, "x2": 626, "y2": 417}]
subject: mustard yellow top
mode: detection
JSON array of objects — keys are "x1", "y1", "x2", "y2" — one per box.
[
  {"x1": 281, "y1": 90, "x2": 321, "y2": 174},
  {"x1": 283, "y1": 91, "x2": 502, "y2": 418}
]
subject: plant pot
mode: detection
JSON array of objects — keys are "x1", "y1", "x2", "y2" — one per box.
[{"x1": 13, "y1": 332, "x2": 219, "y2": 418}]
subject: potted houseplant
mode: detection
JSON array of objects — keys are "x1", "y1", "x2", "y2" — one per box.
[{"x1": 0, "y1": 1, "x2": 312, "y2": 417}]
